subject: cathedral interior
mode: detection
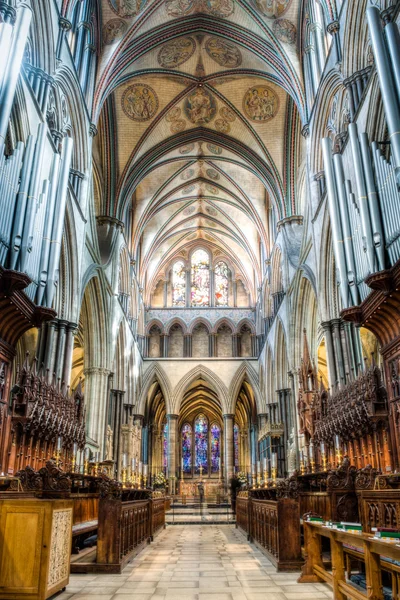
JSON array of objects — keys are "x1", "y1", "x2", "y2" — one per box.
[{"x1": 1, "y1": 0, "x2": 400, "y2": 598}]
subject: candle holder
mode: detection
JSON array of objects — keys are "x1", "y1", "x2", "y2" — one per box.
[
  {"x1": 271, "y1": 467, "x2": 277, "y2": 482},
  {"x1": 122, "y1": 467, "x2": 127, "y2": 486},
  {"x1": 321, "y1": 454, "x2": 327, "y2": 471},
  {"x1": 263, "y1": 470, "x2": 268, "y2": 487},
  {"x1": 71, "y1": 454, "x2": 76, "y2": 473},
  {"x1": 93, "y1": 461, "x2": 99, "y2": 477}
]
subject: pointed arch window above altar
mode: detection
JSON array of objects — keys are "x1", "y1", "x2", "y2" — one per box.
[{"x1": 191, "y1": 249, "x2": 210, "y2": 307}]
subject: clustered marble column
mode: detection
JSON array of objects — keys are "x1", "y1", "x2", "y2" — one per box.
[
  {"x1": 223, "y1": 414, "x2": 234, "y2": 484},
  {"x1": 84, "y1": 366, "x2": 111, "y2": 456},
  {"x1": 167, "y1": 414, "x2": 178, "y2": 495},
  {"x1": 37, "y1": 319, "x2": 78, "y2": 384}
]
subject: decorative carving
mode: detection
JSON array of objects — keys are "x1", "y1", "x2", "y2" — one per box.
[
  {"x1": 355, "y1": 464, "x2": 379, "y2": 490},
  {"x1": 11, "y1": 465, "x2": 43, "y2": 492},
  {"x1": 205, "y1": 37, "x2": 242, "y2": 67},
  {"x1": 272, "y1": 19, "x2": 296, "y2": 44},
  {"x1": 103, "y1": 18, "x2": 128, "y2": 44},
  {"x1": 252, "y1": 0, "x2": 292, "y2": 18},
  {"x1": 243, "y1": 86, "x2": 279, "y2": 122},
  {"x1": 47, "y1": 508, "x2": 72, "y2": 589},
  {"x1": 38, "y1": 460, "x2": 72, "y2": 496},
  {"x1": 326, "y1": 458, "x2": 356, "y2": 491},
  {"x1": 166, "y1": 0, "x2": 234, "y2": 18},
  {"x1": 99, "y1": 476, "x2": 123, "y2": 499},
  {"x1": 107, "y1": 0, "x2": 149, "y2": 18},
  {"x1": 158, "y1": 37, "x2": 196, "y2": 68},
  {"x1": 184, "y1": 88, "x2": 217, "y2": 125},
  {"x1": 121, "y1": 84, "x2": 159, "y2": 121}
]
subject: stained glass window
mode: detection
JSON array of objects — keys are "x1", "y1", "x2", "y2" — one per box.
[
  {"x1": 172, "y1": 261, "x2": 186, "y2": 306},
  {"x1": 215, "y1": 261, "x2": 229, "y2": 306},
  {"x1": 195, "y1": 414, "x2": 208, "y2": 474},
  {"x1": 234, "y1": 423, "x2": 239, "y2": 469},
  {"x1": 163, "y1": 422, "x2": 168, "y2": 471},
  {"x1": 210, "y1": 423, "x2": 221, "y2": 473},
  {"x1": 182, "y1": 423, "x2": 192, "y2": 473},
  {"x1": 191, "y1": 249, "x2": 210, "y2": 307}
]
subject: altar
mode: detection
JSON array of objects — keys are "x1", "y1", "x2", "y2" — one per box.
[{"x1": 179, "y1": 479, "x2": 224, "y2": 499}]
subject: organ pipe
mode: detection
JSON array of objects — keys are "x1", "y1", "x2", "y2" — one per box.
[
  {"x1": 321, "y1": 137, "x2": 349, "y2": 308},
  {"x1": 359, "y1": 133, "x2": 386, "y2": 272},
  {"x1": 366, "y1": 6, "x2": 400, "y2": 175},
  {"x1": 348, "y1": 123, "x2": 376, "y2": 273},
  {"x1": 19, "y1": 122, "x2": 47, "y2": 273},
  {"x1": 385, "y1": 19, "x2": 400, "y2": 109},
  {"x1": 0, "y1": 4, "x2": 32, "y2": 150},
  {"x1": 45, "y1": 136, "x2": 73, "y2": 308},
  {"x1": 332, "y1": 153, "x2": 359, "y2": 305},
  {"x1": 36, "y1": 154, "x2": 61, "y2": 306},
  {"x1": 9, "y1": 134, "x2": 35, "y2": 270}
]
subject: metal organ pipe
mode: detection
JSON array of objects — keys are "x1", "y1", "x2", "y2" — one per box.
[
  {"x1": 9, "y1": 134, "x2": 35, "y2": 270},
  {"x1": 0, "y1": 141, "x2": 23, "y2": 261},
  {"x1": 36, "y1": 153, "x2": 61, "y2": 306},
  {"x1": 25, "y1": 179, "x2": 49, "y2": 300},
  {"x1": 359, "y1": 133, "x2": 386, "y2": 271},
  {"x1": 0, "y1": 20, "x2": 13, "y2": 96},
  {"x1": 322, "y1": 137, "x2": 350, "y2": 308},
  {"x1": 366, "y1": 7, "x2": 400, "y2": 175},
  {"x1": 332, "y1": 153, "x2": 359, "y2": 305},
  {"x1": 19, "y1": 122, "x2": 47, "y2": 273},
  {"x1": 348, "y1": 123, "x2": 376, "y2": 273},
  {"x1": 385, "y1": 19, "x2": 400, "y2": 108},
  {"x1": 0, "y1": 4, "x2": 32, "y2": 150},
  {"x1": 45, "y1": 136, "x2": 73, "y2": 308}
]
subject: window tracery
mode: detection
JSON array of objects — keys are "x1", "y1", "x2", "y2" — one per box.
[
  {"x1": 215, "y1": 261, "x2": 229, "y2": 306},
  {"x1": 172, "y1": 261, "x2": 186, "y2": 306},
  {"x1": 191, "y1": 249, "x2": 210, "y2": 307},
  {"x1": 195, "y1": 414, "x2": 208, "y2": 473},
  {"x1": 182, "y1": 423, "x2": 192, "y2": 473}
]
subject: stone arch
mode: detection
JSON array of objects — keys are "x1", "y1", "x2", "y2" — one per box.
[
  {"x1": 228, "y1": 362, "x2": 263, "y2": 415},
  {"x1": 172, "y1": 365, "x2": 230, "y2": 415},
  {"x1": 164, "y1": 317, "x2": 188, "y2": 336},
  {"x1": 137, "y1": 363, "x2": 173, "y2": 416}
]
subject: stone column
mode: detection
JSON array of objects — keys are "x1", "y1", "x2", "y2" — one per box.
[
  {"x1": 223, "y1": 414, "x2": 234, "y2": 485},
  {"x1": 84, "y1": 367, "x2": 111, "y2": 456},
  {"x1": 167, "y1": 414, "x2": 178, "y2": 495},
  {"x1": 322, "y1": 321, "x2": 337, "y2": 388},
  {"x1": 332, "y1": 318, "x2": 346, "y2": 387},
  {"x1": 327, "y1": 20, "x2": 341, "y2": 63}
]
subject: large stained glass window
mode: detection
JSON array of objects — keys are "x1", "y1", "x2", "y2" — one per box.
[
  {"x1": 234, "y1": 423, "x2": 239, "y2": 470},
  {"x1": 191, "y1": 249, "x2": 210, "y2": 307},
  {"x1": 215, "y1": 261, "x2": 229, "y2": 306},
  {"x1": 172, "y1": 261, "x2": 186, "y2": 306},
  {"x1": 195, "y1": 414, "x2": 208, "y2": 474},
  {"x1": 163, "y1": 422, "x2": 168, "y2": 471},
  {"x1": 182, "y1": 423, "x2": 192, "y2": 473},
  {"x1": 210, "y1": 423, "x2": 221, "y2": 473}
]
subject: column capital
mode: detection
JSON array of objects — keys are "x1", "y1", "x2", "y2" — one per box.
[
  {"x1": 223, "y1": 413, "x2": 235, "y2": 419},
  {"x1": 166, "y1": 413, "x2": 179, "y2": 420}
]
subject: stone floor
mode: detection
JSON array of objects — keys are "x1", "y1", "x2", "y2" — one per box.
[{"x1": 57, "y1": 525, "x2": 333, "y2": 600}]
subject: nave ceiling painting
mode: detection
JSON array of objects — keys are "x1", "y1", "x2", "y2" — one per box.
[{"x1": 94, "y1": 0, "x2": 303, "y2": 304}]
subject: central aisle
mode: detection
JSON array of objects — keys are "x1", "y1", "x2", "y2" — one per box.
[{"x1": 62, "y1": 526, "x2": 333, "y2": 600}]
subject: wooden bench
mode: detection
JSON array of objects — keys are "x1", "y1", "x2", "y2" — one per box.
[
  {"x1": 71, "y1": 493, "x2": 99, "y2": 553},
  {"x1": 299, "y1": 520, "x2": 400, "y2": 599}
]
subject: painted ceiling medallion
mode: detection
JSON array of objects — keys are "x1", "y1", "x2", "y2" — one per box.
[
  {"x1": 103, "y1": 19, "x2": 128, "y2": 45},
  {"x1": 182, "y1": 184, "x2": 195, "y2": 193},
  {"x1": 171, "y1": 120, "x2": 186, "y2": 133},
  {"x1": 206, "y1": 184, "x2": 219, "y2": 194},
  {"x1": 215, "y1": 119, "x2": 230, "y2": 133},
  {"x1": 181, "y1": 168, "x2": 195, "y2": 180},
  {"x1": 157, "y1": 37, "x2": 196, "y2": 68},
  {"x1": 184, "y1": 88, "x2": 217, "y2": 125},
  {"x1": 166, "y1": 107, "x2": 181, "y2": 122},
  {"x1": 220, "y1": 106, "x2": 236, "y2": 122},
  {"x1": 108, "y1": 0, "x2": 148, "y2": 18},
  {"x1": 207, "y1": 144, "x2": 222, "y2": 155},
  {"x1": 183, "y1": 205, "x2": 196, "y2": 215},
  {"x1": 252, "y1": 0, "x2": 292, "y2": 18},
  {"x1": 122, "y1": 84, "x2": 159, "y2": 121},
  {"x1": 243, "y1": 86, "x2": 279, "y2": 122},
  {"x1": 206, "y1": 206, "x2": 218, "y2": 216},
  {"x1": 206, "y1": 168, "x2": 219, "y2": 181},
  {"x1": 166, "y1": 0, "x2": 234, "y2": 18},
  {"x1": 180, "y1": 144, "x2": 195, "y2": 154},
  {"x1": 205, "y1": 38, "x2": 242, "y2": 68},
  {"x1": 272, "y1": 19, "x2": 297, "y2": 44}
]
